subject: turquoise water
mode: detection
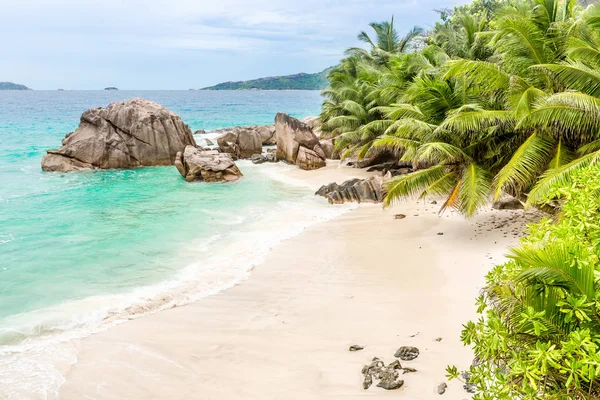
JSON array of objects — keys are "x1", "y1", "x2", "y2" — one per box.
[{"x1": 0, "y1": 90, "x2": 324, "y2": 345}]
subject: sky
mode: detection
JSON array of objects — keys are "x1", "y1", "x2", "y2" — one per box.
[{"x1": 0, "y1": 0, "x2": 468, "y2": 89}]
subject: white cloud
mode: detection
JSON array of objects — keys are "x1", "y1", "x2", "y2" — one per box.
[{"x1": 0, "y1": 0, "x2": 471, "y2": 88}]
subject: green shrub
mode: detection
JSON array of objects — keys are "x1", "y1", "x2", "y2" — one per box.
[{"x1": 448, "y1": 163, "x2": 600, "y2": 399}]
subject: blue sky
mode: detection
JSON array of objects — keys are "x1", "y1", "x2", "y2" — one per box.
[{"x1": 0, "y1": 0, "x2": 468, "y2": 89}]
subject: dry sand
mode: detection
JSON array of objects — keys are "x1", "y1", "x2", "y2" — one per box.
[{"x1": 58, "y1": 161, "x2": 539, "y2": 399}]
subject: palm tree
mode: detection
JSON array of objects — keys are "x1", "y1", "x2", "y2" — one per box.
[{"x1": 347, "y1": 17, "x2": 424, "y2": 64}]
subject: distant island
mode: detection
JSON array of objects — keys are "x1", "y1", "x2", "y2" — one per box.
[
  {"x1": 104, "y1": 87, "x2": 119, "y2": 91},
  {"x1": 202, "y1": 68, "x2": 331, "y2": 90},
  {"x1": 0, "y1": 82, "x2": 31, "y2": 90}
]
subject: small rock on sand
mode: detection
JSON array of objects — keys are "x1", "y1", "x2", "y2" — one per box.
[
  {"x1": 437, "y1": 382, "x2": 448, "y2": 394},
  {"x1": 394, "y1": 346, "x2": 420, "y2": 361},
  {"x1": 394, "y1": 214, "x2": 406, "y2": 219},
  {"x1": 349, "y1": 345, "x2": 364, "y2": 351}
]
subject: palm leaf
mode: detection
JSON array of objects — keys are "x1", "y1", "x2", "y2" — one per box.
[
  {"x1": 494, "y1": 133, "x2": 555, "y2": 199},
  {"x1": 383, "y1": 165, "x2": 447, "y2": 207},
  {"x1": 459, "y1": 163, "x2": 493, "y2": 217},
  {"x1": 526, "y1": 149, "x2": 600, "y2": 205}
]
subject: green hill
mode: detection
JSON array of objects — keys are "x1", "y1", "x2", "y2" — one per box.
[
  {"x1": 0, "y1": 82, "x2": 31, "y2": 90},
  {"x1": 202, "y1": 68, "x2": 331, "y2": 90}
]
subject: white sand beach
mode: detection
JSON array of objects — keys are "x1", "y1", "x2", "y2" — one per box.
[{"x1": 57, "y1": 162, "x2": 539, "y2": 400}]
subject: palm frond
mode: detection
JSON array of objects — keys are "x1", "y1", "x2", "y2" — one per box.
[
  {"x1": 493, "y1": 133, "x2": 555, "y2": 199},
  {"x1": 383, "y1": 165, "x2": 447, "y2": 207}
]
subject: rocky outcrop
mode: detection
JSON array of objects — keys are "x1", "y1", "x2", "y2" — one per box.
[
  {"x1": 275, "y1": 113, "x2": 326, "y2": 170},
  {"x1": 41, "y1": 98, "x2": 195, "y2": 172},
  {"x1": 175, "y1": 146, "x2": 242, "y2": 182},
  {"x1": 216, "y1": 127, "x2": 262, "y2": 159},
  {"x1": 316, "y1": 176, "x2": 386, "y2": 204}
]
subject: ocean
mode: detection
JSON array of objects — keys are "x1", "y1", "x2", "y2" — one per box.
[{"x1": 0, "y1": 90, "x2": 350, "y2": 398}]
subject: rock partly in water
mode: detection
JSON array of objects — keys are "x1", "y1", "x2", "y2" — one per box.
[
  {"x1": 492, "y1": 197, "x2": 524, "y2": 210},
  {"x1": 194, "y1": 129, "x2": 207, "y2": 135},
  {"x1": 394, "y1": 346, "x2": 420, "y2": 361},
  {"x1": 256, "y1": 125, "x2": 277, "y2": 145},
  {"x1": 250, "y1": 153, "x2": 277, "y2": 164},
  {"x1": 275, "y1": 113, "x2": 326, "y2": 170},
  {"x1": 41, "y1": 98, "x2": 196, "y2": 172},
  {"x1": 217, "y1": 127, "x2": 262, "y2": 159},
  {"x1": 316, "y1": 176, "x2": 385, "y2": 204},
  {"x1": 175, "y1": 146, "x2": 242, "y2": 182}
]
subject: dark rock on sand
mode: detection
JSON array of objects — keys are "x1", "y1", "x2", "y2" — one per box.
[
  {"x1": 492, "y1": 197, "x2": 524, "y2": 210},
  {"x1": 363, "y1": 374, "x2": 373, "y2": 389},
  {"x1": 315, "y1": 176, "x2": 385, "y2": 204},
  {"x1": 361, "y1": 357, "x2": 407, "y2": 391},
  {"x1": 274, "y1": 113, "x2": 326, "y2": 170},
  {"x1": 394, "y1": 346, "x2": 419, "y2": 361},
  {"x1": 349, "y1": 345, "x2": 364, "y2": 352},
  {"x1": 376, "y1": 366, "x2": 404, "y2": 390},
  {"x1": 175, "y1": 146, "x2": 242, "y2": 182},
  {"x1": 437, "y1": 382, "x2": 448, "y2": 394},
  {"x1": 41, "y1": 98, "x2": 196, "y2": 172},
  {"x1": 394, "y1": 214, "x2": 406, "y2": 220}
]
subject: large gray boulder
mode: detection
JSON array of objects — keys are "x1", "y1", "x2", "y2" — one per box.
[
  {"x1": 255, "y1": 125, "x2": 277, "y2": 145},
  {"x1": 275, "y1": 113, "x2": 326, "y2": 170},
  {"x1": 316, "y1": 176, "x2": 386, "y2": 204},
  {"x1": 300, "y1": 116, "x2": 325, "y2": 138},
  {"x1": 41, "y1": 98, "x2": 195, "y2": 172},
  {"x1": 175, "y1": 146, "x2": 242, "y2": 182},
  {"x1": 319, "y1": 138, "x2": 339, "y2": 160},
  {"x1": 216, "y1": 127, "x2": 262, "y2": 159}
]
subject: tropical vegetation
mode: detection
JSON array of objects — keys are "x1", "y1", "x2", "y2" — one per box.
[
  {"x1": 321, "y1": 0, "x2": 600, "y2": 216},
  {"x1": 202, "y1": 68, "x2": 331, "y2": 90},
  {"x1": 446, "y1": 163, "x2": 600, "y2": 399}
]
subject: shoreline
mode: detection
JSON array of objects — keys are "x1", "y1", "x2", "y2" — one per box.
[{"x1": 51, "y1": 161, "x2": 540, "y2": 399}]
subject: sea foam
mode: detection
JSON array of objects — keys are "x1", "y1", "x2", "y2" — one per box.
[{"x1": 0, "y1": 163, "x2": 355, "y2": 400}]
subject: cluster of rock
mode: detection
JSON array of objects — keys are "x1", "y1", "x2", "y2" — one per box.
[
  {"x1": 315, "y1": 176, "x2": 386, "y2": 204},
  {"x1": 41, "y1": 99, "x2": 196, "y2": 172},
  {"x1": 39, "y1": 99, "x2": 340, "y2": 182},
  {"x1": 360, "y1": 346, "x2": 421, "y2": 391},
  {"x1": 174, "y1": 146, "x2": 242, "y2": 182},
  {"x1": 274, "y1": 113, "x2": 328, "y2": 170},
  {"x1": 215, "y1": 125, "x2": 276, "y2": 159}
]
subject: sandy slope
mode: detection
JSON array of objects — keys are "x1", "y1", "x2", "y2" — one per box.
[{"x1": 58, "y1": 161, "x2": 539, "y2": 400}]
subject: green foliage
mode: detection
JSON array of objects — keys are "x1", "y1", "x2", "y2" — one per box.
[
  {"x1": 320, "y1": 0, "x2": 600, "y2": 217},
  {"x1": 202, "y1": 69, "x2": 331, "y2": 90},
  {"x1": 448, "y1": 163, "x2": 600, "y2": 399},
  {"x1": 0, "y1": 82, "x2": 30, "y2": 90}
]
